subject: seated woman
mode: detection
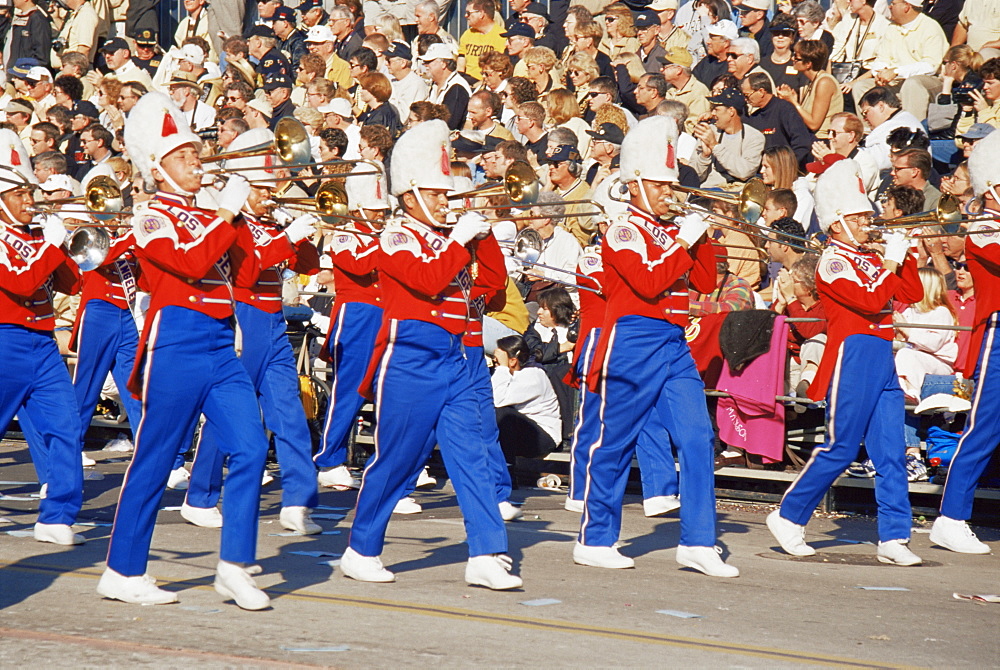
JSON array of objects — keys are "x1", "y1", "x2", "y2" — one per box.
[
  {"x1": 776, "y1": 39, "x2": 842, "y2": 139},
  {"x1": 491, "y1": 335, "x2": 562, "y2": 466},
  {"x1": 523, "y1": 287, "x2": 578, "y2": 448},
  {"x1": 773, "y1": 255, "x2": 826, "y2": 394},
  {"x1": 894, "y1": 267, "x2": 959, "y2": 402}
]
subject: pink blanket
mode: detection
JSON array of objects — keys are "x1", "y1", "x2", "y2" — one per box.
[{"x1": 715, "y1": 316, "x2": 788, "y2": 463}]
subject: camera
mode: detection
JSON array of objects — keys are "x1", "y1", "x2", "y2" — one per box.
[
  {"x1": 952, "y1": 80, "x2": 981, "y2": 107},
  {"x1": 52, "y1": 38, "x2": 67, "y2": 53}
]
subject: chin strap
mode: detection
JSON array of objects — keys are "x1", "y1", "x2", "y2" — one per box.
[
  {"x1": 838, "y1": 214, "x2": 861, "y2": 247},
  {"x1": 635, "y1": 176, "x2": 655, "y2": 216},
  {"x1": 412, "y1": 186, "x2": 439, "y2": 227},
  {"x1": 152, "y1": 159, "x2": 196, "y2": 198}
]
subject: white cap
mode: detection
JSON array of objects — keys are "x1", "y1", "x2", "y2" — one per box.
[
  {"x1": 647, "y1": 0, "x2": 678, "y2": 9},
  {"x1": 0, "y1": 129, "x2": 38, "y2": 194},
  {"x1": 124, "y1": 91, "x2": 203, "y2": 183},
  {"x1": 247, "y1": 96, "x2": 274, "y2": 118},
  {"x1": 305, "y1": 25, "x2": 336, "y2": 43},
  {"x1": 59, "y1": 202, "x2": 91, "y2": 223},
  {"x1": 707, "y1": 19, "x2": 739, "y2": 41},
  {"x1": 225, "y1": 128, "x2": 277, "y2": 185},
  {"x1": 620, "y1": 116, "x2": 679, "y2": 184},
  {"x1": 317, "y1": 97, "x2": 353, "y2": 118},
  {"x1": 420, "y1": 42, "x2": 458, "y2": 62},
  {"x1": 968, "y1": 124, "x2": 1000, "y2": 198},
  {"x1": 40, "y1": 173, "x2": 78, "y2": 193},
  {"x1": 178, "y1": 43, "x2": 206, "y2": 66},
  {"x1": 345, "y1": 160, "x2": 389, "y2": 210},
  {"x1": 740, "y1": 0, "x2": 770, "y2": 10},
  {"x1": 390, "y1": 120, "x2": 454, "y2": 196},
  {"x1": 81, "y1": 163, "x2": 120, "y2": 189},
  {"x1": 902, "y1": 0, "x2": 923, "y2": 6},
  {"x1": 27, "y1": 66, "x2": 51, "y2": 81},
  {"x1": 814, "y1": 159, "x2": 873, "y2": 233}
]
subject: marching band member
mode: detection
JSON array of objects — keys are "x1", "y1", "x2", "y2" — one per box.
[
  {"x1": 767, "y1": 159, "x2": 925, "y2": 566},
  {"x1": 564, "y1": 226, "x2": 681, "y2": 518},
  {"x1": 341, "y1": 120, "x2": 521, "y2": 590},
  {"x1": 182, "y1": 128, "x2": 322, "y2": 534},
  {"x1": 576, "y1": 116, "x2": 738, "y2": 578},
  {"x1": 0, "y1": 130, "x2": 85, "y2": 546},
  {"x1": 98, "y1": 92, "x2": 272, "y2": 610},
  {"x1": 314, "y1": 164, "x2": 388, "y2": 491},
  {"x1": 69, "y1": 166, "x2": 145, "y2": 465},
  {"x1": 931, "y1": 130, "x2": 1000, "y2": 554}
]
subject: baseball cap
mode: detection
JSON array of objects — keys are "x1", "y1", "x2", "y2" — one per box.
[
  {"x1": 317, "y1": 98, "x2": 353, "y2": 118},
  {"x1": 420, "y1": 42, "x2": 458, "y2": 61},
  {"x1": 305, "y1": 25, "x2": 336, "y2": 43},
  {"x1": 101, "y1": 37, "x2": 130, "y2": 53},
  {"x1": 39, "y1": 174, "x2": 78, "y2": 193},
  {"x1": 298, "y1": 0, "x2": 322, "y2": 11},
  {"x1": 960, "y1": 123, "x2": 995, "y2": 141},
  {"x1": 5, "y1": 99, "x2": 34, "y2": 116},
  {"x1": 263, "y1": 72, "x2": 293, "y2": 90},
  {"x1": 271, "y1": 6, "x2": 295, "y2": 22},
  {"x1": 134, "y1": 28, "x2": 158, "y2": 45},
  {"x1": 740, "y1": 0, "x2": 770, "y2": 11},
  {"x1": 501, "y1": 23, "x2": 535, "y2": 39},
  {"x1": 8, "y1": 57, "x2": 44, "y2": 79},
  {"x1": 521, "y1": 2, "x2": 549, "y2": 20},
  {"x1": 658, "y1": 45, "x2": 693, "y2": 68},
  {"x1": 73, "y1": 100, "x2": 101, "y2": 119},
  {"x1": 707, "y1": 19, "x2": 739, "y2": 41},
  {"x1": 633, "y1": 12, "x2": 661, "y2": 29},
  {"x1": 706, "y1": 87, "x2": 747, "y2": 113},
  {"x1": 26, "y1": 66, "x2": 51, "y2": 82},
  {"x1": 543, "y1": 144, "x2": 582, "y2": 164},
  {"x1": 647, "y1": 0, "x2": 678, "y2": 9},
  {"x1": 586, "y1": 122, "x2": 625, "y2": 145},
  {"x1": 247, "y1": 97, "x2": 274, "y2": 118},
  {"x1": 178, "y1": 43, "x2": 206, "y2": 65},
  {"x1": 248, "y1": 24, "x2": 277, "y2": 39},
  {"x1": 385, "y1": 40, "x2": 412, "y2": 61}
]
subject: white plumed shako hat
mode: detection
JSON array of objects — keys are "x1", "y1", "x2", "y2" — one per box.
[
  {"x1": 124, "y1": 91, "x2": 202, "y2": 185},
  {"x1": 619, "y1": 116, "x2": 678, "y2": 184},
  {"x1": 968, "y1": 126, "x2": 1000, "y2": 199},
  {"x1": 224, "y1": 128, "x2": 277, "y2": 185},
  {"x1": 346, "y1": 161, "x2": 389, "y2": 210},
  {"x1": 389, "y1": 119, "x2": 454, "y2": 196},
  {"x1": 0, "y1": 129, "x2": 37, "y2": 194},
  {"x1": 814, "y1": 158, "x2": 873, "y2": 233}
]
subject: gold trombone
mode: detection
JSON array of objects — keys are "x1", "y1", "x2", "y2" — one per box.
[
  {"x1": 265, "y1": 181, "x2": 381, "y2": 236},
  {"x1": 31, "y1": 176, "x2": 127, "y2": 219},
  {"x1": 872, "y1": 194, "x2": 963, "y2": 232},
  {"x1": 673, "y1": 179, "x2": 769, "y2": 226}
]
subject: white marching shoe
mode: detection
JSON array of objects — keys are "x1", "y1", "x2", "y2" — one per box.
[
  {"x1": 675, "y1": 545, "x2": 740, "y2": 578},
  {"x1": 214, "y1": 561, "x2": 270, "y2": 611},
  {"x1": 573, "y1": 542, "x2": 635, "y2": 569},
  {"x1": 97, "y1": 568, "x2": 177, "y2": 605},
  {"x1": 166, "y1": 466, "x2": 190, "y2": 490},
  {"x1": 34, "y1": 522, "x2": 84, "y2": 545},
  {"x1": 498, "y1": 501, "x2": 523, "y2": 521},
  {"x1": 392, "y1": 497, "x2": 422, "y2": 514},
  {"x1": 280, "y1": 506, "x2": 322, "y2": 534},
  {"x1": 876, "y1": 539, "x2": 923, "y2": 566},
  {"x1": 929, "y1": 515, "x2": 990, "y2": 554},
  {"x1": 643, "y1": 495, "x2": 681, "y2": 517},
  {"x1": 564, "y1": 497, "x2": 584, "y2": 513},
  {"x1": 340, "y1": 547, "x2": 395, "y2": 582},
  {"x1": 416, "y1": 467, "x2": 437, "y2": 488},
  {"x1": 180, "y1": 502, "x2": 223, "y2": 528},
  {"x1": 766, "y1": 510, "x2": 816, "y2": 556},
  {"x1": 466, "y1": 554, "x2": 523, "y2": 590},
  {"x1": 317, "y1": 465, "x2": 360, "y2": 490},
  {"x1": 81, "y1": 452, "x2": 96, "y2": 467}
]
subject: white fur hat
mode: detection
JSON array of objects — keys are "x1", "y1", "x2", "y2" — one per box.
[
  {"x1": 619, "y1": 116, "x2": 678, "y2": 184},
  {"x1": 968, "y1": 125, "x2": 1000, "y2": 198},
  {"x1": 389, "y1": 120, "x2": 454, "y2": 196},
  {"x1": 124, "y1": 91, "x2": 202, "y2": 183},
  {"x1": 345, "y1": 160, "x2": 389, "y2": 210},
  {"x1": 0, "y1": 129, "x2": 37, "y2": 194},
  {"x1": 224, "y1": 128, "x2": 277, "y2": 185},
  {"x1": 81, "y1": 162, "x2": 120, "y2": 189},
  {"x1": 814, "y1": 158, "x2": 873, "y2": 233}
]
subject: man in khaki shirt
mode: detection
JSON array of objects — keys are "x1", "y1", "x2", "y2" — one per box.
[
  {"x1": 659, "y1": 46, "x2": 709, "y2": 133},
  {"x1": 544, "y1": 144, "x2": 595, "y2": 246},
  {"x1": 304, "y1": 25, "x2": 353, "y2": 91},
  {"x1": 52, "y1": 0, "x2": 105, "y2": 66}
]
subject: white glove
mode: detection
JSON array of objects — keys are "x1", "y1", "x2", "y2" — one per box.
[
  {"x1": 450, "y1": 211, "x2": 490, "y2": 246},
  {"x1": 676, "y1": 212, "x2": 709, "y2": 247},
  {"x1": 285, "y1": 213, "x2": 319, "y2": 244},
  {"x1": 41, "y1": 215, "x2": 67, "y2": 248},
  {"x1": 883, "y1": 231, "x2": 910, "y2": 265},
  {"x1": 271, "y1": 206, "x2": 294, "y2": 227},
  {"x1": 216, "y1": 175, "x2": 251, "y2": 216}
]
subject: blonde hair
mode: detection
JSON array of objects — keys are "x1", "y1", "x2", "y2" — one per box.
[
  {"x1": 374, "y1": 14, "x2": 405, "y2": 42},
  {"x1": 614, "y1": 52, "x2": 646, "y2": 83},
  {"x1": 604, "y1": 3, "x2": 637, "y2": 37},
  {"x1": 915, "y1": 267, "x2": 957, "y2": 322},
  {"x1": 762, "y1": 146, "x2": 799, "y2": 190},
  {"x1": 522, "y1": 46, "x2": 558, "y2": 70},
  {"x1": 566, "y1": 52, "x2": 599, "y2": 81},
  {"x1": 544, "y1": 88, "x2": 581, "y2": 124},
  {"x1": 593, "y1": 104, "x2": 627, "y2": 134}
]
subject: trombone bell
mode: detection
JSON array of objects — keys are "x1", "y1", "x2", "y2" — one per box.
[
  {"x1": 450, "y1": 161, "x2": 540, "y2": 205},
  {"x1": 66, "y1": 227, "x2": 110, "y2": 272},
  {"x1": 875, "y1": 194, "x2": 963, "y2": 234},
  {"x1": 673, "y1": 179, "x2": 769, "y2": 225},
  {"x1": 202, "y1": 117, "x2": 312, "y2": 166}
]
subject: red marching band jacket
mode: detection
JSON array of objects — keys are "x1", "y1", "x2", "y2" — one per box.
[
  {"x1": 0, "y1": 223, "x2": 81, "y2": 331},
  {"x1": 327, "y1": 220, "x2": 382, "y2": 309},
  {"x1": 806, "y1": 239, "x2": 923, "y2": 401},
  {"x1": 462, "y1": 233, "x2": 507, "y2": 349},
  {"x1": 231, "y1": 212, "x2": 319, "y2": 311},
  {"x1": 962, "y1": 216, "x2": 1000, "y2": 377},
  {"x1": 565, "y1": 244, "x2": 605, "y2": 388},
  {"x1": 126, "y1": 192, "x2": 257, "y2": 397},
  {"x1": 357, "y1": 215, "x2": 480, "y2": 398},
  {"x1": 71, "y1": 229, "x2": 141, "y2": 349},
  {"x1": 586, "y1": 207, "x2": 718, "y2": 392}
]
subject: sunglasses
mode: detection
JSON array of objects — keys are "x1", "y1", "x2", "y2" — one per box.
[
  {"x1": 587, "y1": 91, "x2": 606, "y2": 98},
  {"x1": 725, "y1": 52, "x2": 743, "y2": 59},
  {"x1": 772, "y1": 29, "x2": 796, "y2": 37},
  {"x1": 953, "y1": 261, "x2": 969, "y2": 271}
]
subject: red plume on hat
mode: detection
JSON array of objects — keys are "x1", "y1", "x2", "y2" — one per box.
[
  {"x1": 441, "y1": 144, "x2": 451, "y2": 175},
  {"x1": 10, "y1": 147, "x2": 20, "y2": 166},
  {"x1": 162, "y1": 109, "x2": 178, "y2": 137},
  {"x1": 665, "y1": 140, "x2": 675, "y2": 170}
]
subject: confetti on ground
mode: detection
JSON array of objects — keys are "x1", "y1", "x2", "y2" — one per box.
[
  {"x1": 0, "y1": 495, "x2": 35, "y2": 501},
  {"x1": 76, "y1": 522, "x2": 112, "y2": 527},
  {"x1": 953, "y1": 593, "x2": 1000, "y2": 603},
  {"x1": 318, "y1": 559, "x2": 341, "y2": 567},
  {"x1": 520, "y1": 598, "x2": 561, "y2": 607},
  {"x1": 180, "y1": 606, "x2": 221, "y2": 613},
  {"x1": 6, "y1": 530, "x2": 34, "y2": 537},
  {"x1": 656, "y1": 609, "x2": 703, "y2": 619},
  {"x1": 280, "y1": 645, "x2": 350, "y2": 653},
  {"x1": 0, "y1": 481, "x2": 37, "y2": 486},
  {"x1": 314, "y1": 506, "x2": 352, "y2": 511},
  {"x1": 84, "y1": 471, "x2": 104, "y2": 481},
  {"x1": 855, "y1": 586, "x2": 910, "y2": 591}
]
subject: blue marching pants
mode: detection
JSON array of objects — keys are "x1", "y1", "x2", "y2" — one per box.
[
  {"x1": 779, "y1": 335, "x2": 911, "y2": 542},
  {"x1": 941, "y1": 314, "x2": 1000, "y2": 520},
  {"x1": 568, "y1": 328, "x2": 679, "y2": 503},
  {"x1": 314, "y1": 302, "x2": 382, "y2": 470},
  {"x1": 0, "y1": 325, "x2": 83, "y2": 525},
  {"x1": 106, "y1": 307, "x2": 270, "y2": 576},
  {"x1": 72, "y1": 300, "x2": 143, "y2": 448},
  {"x1": 580, "y1": 317, "x2": 716, "y2": 547},
  {"x1": 187, "y1": 303, "x2": 318, "y2": 509},
  {"x1": 466, "y1": 351, "x2": 513, "y2": 504},
  {"x1": 349, "y1": 320, "x2": 508, "y2": 558}
]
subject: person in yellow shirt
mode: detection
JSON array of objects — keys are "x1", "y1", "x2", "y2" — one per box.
[
  {"x1": 304, "y1": 25, "x2": 353, "y2": 91},
  {"x1": 458, "y1": 0, "x2": 507, "y2": 81},
  {"x1": 660, "y1": 46, "x2": 710, "y2": 133}
]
